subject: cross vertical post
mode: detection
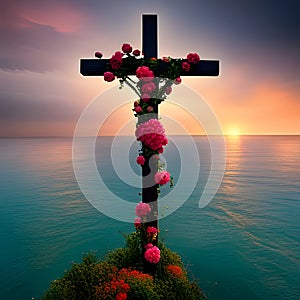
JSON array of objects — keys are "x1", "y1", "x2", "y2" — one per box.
[{"x1": 141, "y1": 15, "x2": 159, "y2": 242}]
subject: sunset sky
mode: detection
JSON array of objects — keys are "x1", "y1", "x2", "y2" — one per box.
[{"x1": 0, "y1": 0, "x2": 299, "y2": 136}]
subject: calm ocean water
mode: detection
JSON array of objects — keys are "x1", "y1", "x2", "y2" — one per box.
[{"x1": 0, "y1": 136, "x2": 299, "y2": 300}]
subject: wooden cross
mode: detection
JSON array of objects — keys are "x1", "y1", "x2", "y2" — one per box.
[{"x1": 80, "y1": 15, "x2": 219, "y2": 269}]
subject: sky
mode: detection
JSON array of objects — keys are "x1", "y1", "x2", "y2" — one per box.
[{"x1": 0, "y1": 0, "x2": 299, "y2": 136}]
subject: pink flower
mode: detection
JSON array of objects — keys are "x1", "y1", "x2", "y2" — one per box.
[
  {"x1": 142, "y1": 82, "x2": 156, "y2": 93},
  {"x1": 104, "y1": 71, "x2": 115, "y2": 82},
  {"x1": 147, "y1": 226, "x2": 158, "y2": 236},
  {"x1": 144, "y1": 246, "x2": 160, "y2": 264},
  {"x1": 136, "y1": 155, "x2": 145, "y2": 165},
  {"x1": 134, "y1": 101, "x2": 139, "y2": 107},
  {"x1": 187, "y1": 52, "x2": 200, "y2": 64},
  {"x1": 94, "y1": 51, "x2": 103, "y2": 58},
  {"x1": 145, "y1": 243, "x2": 153, "y2": 250},
  {"x1": 134, "y1": 106, "x2": 142, "y2": 113},
  {"x1": 122, "y1": 43, "x2": 132, "y2": 54},
  {"x1": 135, "y1": 119, "x2": 168, "y2": 151},
  {"x1": 155, "y1": 171, "x2": 170, "y2": 185},
  {"x1": 166, "y1": 86, "x2": 172, "y2": 95},
  {"x1": 110, "y1": 51, "x2": 123, "y2": 70},
  {"x1": 135, "y1": 202, "x2": 151, "y2": 217},
  {"x1": 174, "y1": 77, "x2": 182, "y2": 85},
  {"x1": 147, "y1": 106, "x2": 154, "y2": 113},
  {"x1": 134, "y1": 217, "x2": 142, "y2": 229},
  {"x1": 141, "y1": 94, "x2": 151, "y2": 102},
  {"x1": 158, "y1": 147, "x2": 164, "y2": 154},
  {"x1": 182, "y1": 61, "x2": 191, "y2": 71},
  {"x1": 133, "y1": 49, "x2": 141, "y2": 56},
  {"x1": 136, "y1": 66, "x2": 154, "y2": 82}
]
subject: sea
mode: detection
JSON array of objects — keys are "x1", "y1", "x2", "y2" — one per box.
[{"x1": 0, "y1": 136, "x2": 299, "y2": 300}]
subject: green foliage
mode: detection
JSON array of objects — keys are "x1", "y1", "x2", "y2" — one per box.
[{"x1": 42, "y1": 233, "x2": 206, "y2": 300}]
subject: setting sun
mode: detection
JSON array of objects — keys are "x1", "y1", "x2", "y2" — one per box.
[{"x1": 227, "y1": 128, "x2": 240, "y2": 136}]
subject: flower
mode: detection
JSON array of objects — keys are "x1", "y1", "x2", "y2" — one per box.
[
  {"x1": 136, "y1": 66, "x2": 154, "y2": 82},
  {"x1": 136, "y1": 155, "x2": 145, "y2": 165},
  {"x1": 145, "y1": 243, "x2": 154, "y2": 250},
  {"x1": 122, "y1": 43, "x2": 132, "y2": 54},
  {"x1": 135, "y1": 119, "x2": 168, "y2": 151},
  {"x1": 133, "y1": 49, "x2": 141, "y2": 56},
  {"x1": 135, "y1": 202, "x2": 151, "y2": 217},
  {"x1": 154, "y1": 171, "x2": 170, "y2": 185},
  {"x1": 134, "y1": 217, "x2": 142, "y2": 229},
  {"x1": 110, "y1": 51, "x2": 123, "y2": 70},
  {"x1": 147, "y1": 226, "x2": 158, "y2": 236},
  {"x1": 166, "y1": 265, "x2": 184, "y2": 278},
  {"x1": 141, "y1": 93, "x2": 151, "y2": 102},
  {"x1": 165, "y1": 86, "x2": 172, "y2": 95},
  {"x1": 104, "y1": 71, "x2": 115, "y2": 82},
  {"x1": 182, "y1": 61, "x2": 191, "y2": 71},
  {"x1": 147, "y1": 106, "x2": 154, "y2": 113},
  {"x1": 187, "y1": 52, "x2": 200, "y2": 64},
  {"x1": 95, "y1": 51, "x2": 103, "y2": 58},
  {"x1": 162, "y1": 56, "x2": 170, "y2": 63},
  {"x1": 133, "y1": 101, "x2": 139, "y2": 107},
  {"x1": 174, "y1": 77, "x2": 182, "y2": 85},
  {"x1": 134, "y1": 106, "x2": 142, "y2": 113},
  {"x1": 116, "y1": 292, "x2": 127, "y2": 300},
  {"x1": 144, "y1": 246, "x2": 160, "y2": 264},
  {"x1": 141, "y1": 82, "x2": 156, "y2": 93}
]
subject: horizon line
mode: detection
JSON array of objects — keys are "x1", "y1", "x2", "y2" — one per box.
[{"x1": 0, "y1": 134, "x2": 300, "y2": 138}]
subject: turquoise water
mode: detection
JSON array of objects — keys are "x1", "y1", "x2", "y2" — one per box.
[{"x1": 0, "y1": 136, "x2": 299, "y2": 299}]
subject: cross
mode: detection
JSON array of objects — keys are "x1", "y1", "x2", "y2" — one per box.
[{"x1": 80, "y1": 14, "x2": 219, "y2": 273}]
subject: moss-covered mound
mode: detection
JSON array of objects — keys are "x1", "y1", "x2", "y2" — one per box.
[{"x1": 42, "y1": 233, "x2": 206, "y2": 300}]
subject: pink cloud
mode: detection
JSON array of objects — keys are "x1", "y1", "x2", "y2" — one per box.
[{"x1": 19, "y1": 2, "x2": 86, "y2": 33}]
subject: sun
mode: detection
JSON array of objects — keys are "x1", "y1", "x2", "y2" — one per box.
[{"x1": 227, "y1": 128, "x2": 240, "y2": 136}]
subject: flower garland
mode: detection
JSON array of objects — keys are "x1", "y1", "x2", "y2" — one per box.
[{"x1": 97, "y1": 43, "x2": 200, "y2": 266}]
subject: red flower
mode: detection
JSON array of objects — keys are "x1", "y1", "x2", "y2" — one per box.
[
  {"x1": 134, "y1": 106, "x2": 142, "y2": 113},
  {"x1": 154, "y1": 171, "x2": 170, "y2": 185},
  {"x1": 166, "y1": 86, "x2": 172, "y2": 95},
  {"x1": 136, "y1": 66, "x2": 154, "y2": 82},
  {"x1": 144, "y1": 246, "x2": 160, "y2": 264},
  {"x1": 136, "y1": 155, "x2": 145, "y2": 165},
  {"x1": 135, "y1": 202, "x2": 151, "y2": 217},
  {"x1": 133, "y1": 101, "x2": 139, "y2": 107},
  {"x1": 158, "y1": 147, "x2": 164, "y2": 153},
  {"x1": 122, "y1": 43, "x2": 132, "y2": 54},
  {"x1": 110, "y1": 51, "x2": 123, "y2": 70},
  {"x1": 147, "y1": 106, "x2": 153, "y2": 113},
  {"x1": 147, "y1": 226, "x2": 158, "y2": 236},
  {"x1": 141, "y1": 82, "x2": 156, "y2": 93},
  {"x1": 162, "y1": 56, "x2": 170, "y2": 63},
  {"x1": 134, "y1": 217, "x2": 142, "y2": 229},
  {"x1": 104, "y1": 71, "x2": 115, "y2": 82},
  {"x1": 94, "y1": 51, "x2": 103, "y2": 58},
  {"x1": 174, "y1": 77, "x2": 182, "y2": 85},
  {"x1": 182, "y1": 61, "x2": 191, "y2": 71},
  {"x1": 187, "y1": 52, "x2": 200, "y2": 64},
  {"x1": 116, "y1": 292, "x2": 127, "y2": 300},
  {"x1": 133, "y1": 49, "x2": 141, "y2": 56},
  {"x1": 141, "y1": 93, "x2": 151, "y2": 102}
]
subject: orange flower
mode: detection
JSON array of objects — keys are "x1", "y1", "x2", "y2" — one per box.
[{"x1": 166, "y1": 265, "x2": 184, "y2": 278}]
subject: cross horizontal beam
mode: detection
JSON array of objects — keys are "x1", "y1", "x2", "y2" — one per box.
[{"x1": 80, "y1": 58, "x2": 219, "y2": 77}]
